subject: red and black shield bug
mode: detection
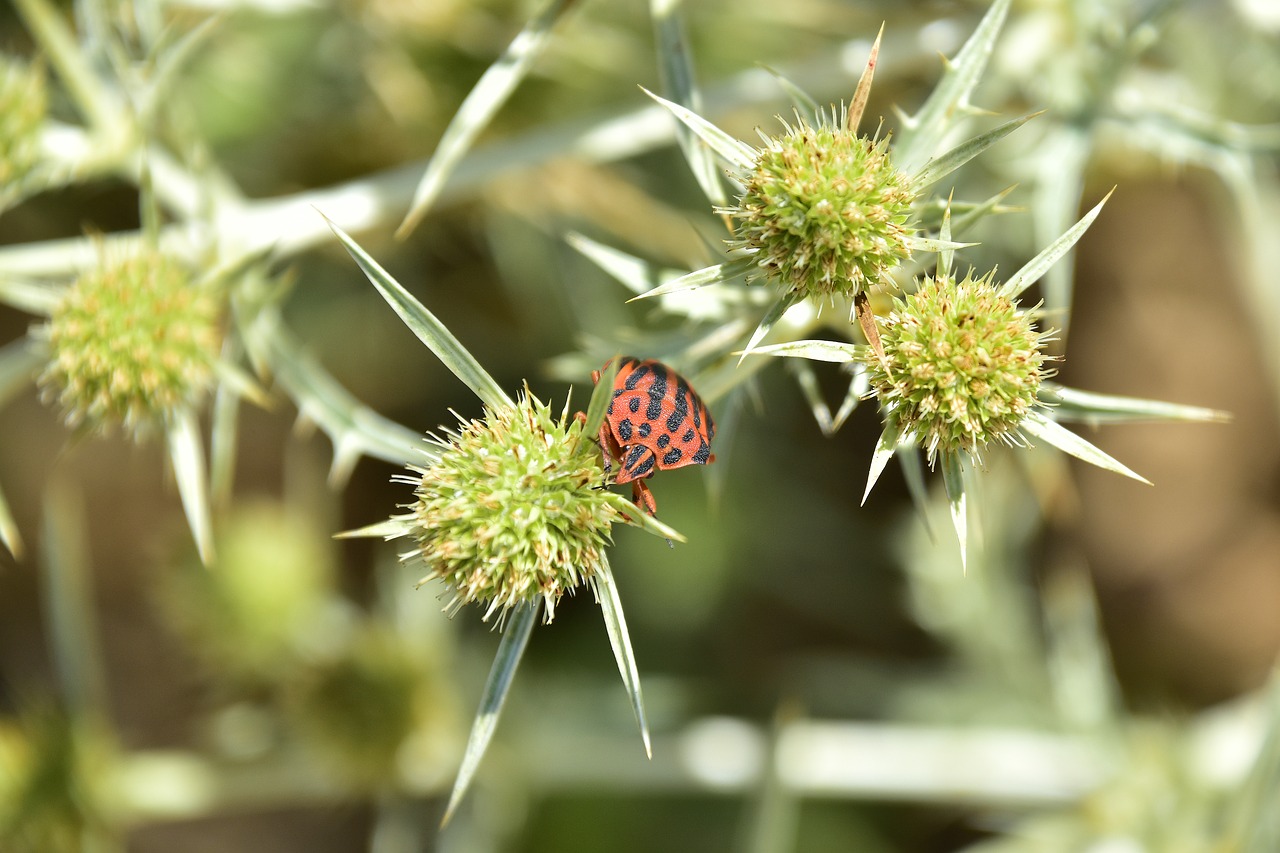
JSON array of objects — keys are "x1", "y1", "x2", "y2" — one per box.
[{"x1": 591, "y1": 356, "x2": 716, "y2": 517}]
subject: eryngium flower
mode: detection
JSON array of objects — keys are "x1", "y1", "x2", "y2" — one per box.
[
  {"x1": 727, "y1": 112, "x2": 916, "y2": 301},
  {"x1": 38, "y1": 251, "x2": 222, "y2": 437},
  {"x1": 866, "y1": 272, "x2": 1053, "y2": 463},
  {"x1": 402, "y1": 390, "x2": 623, "y2": 623}
]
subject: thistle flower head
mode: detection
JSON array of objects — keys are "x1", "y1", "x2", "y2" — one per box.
[
  {"x1": 866, "y1": 271, "x2": 1054, "y2": 464},
  {"x1": 727, "y1": 110, "x2": 917, "y2": 302},
  {"x1": 0, "y1": 55, "x2": 46, "y2": 185},
  {"x1": 402, "y1": 389, "x2": 623, "y2": 623},
  {"x1": 38, "y1": 250, "x2": 223, "y2": 439}
]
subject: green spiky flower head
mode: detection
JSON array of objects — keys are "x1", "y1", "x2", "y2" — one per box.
[
  {"x1": 403, "y1": 389, "x2": 624, "y2": 623},
  {"x1": 866, "y1": 271, "x2": 1053, "y2": 464},
  {"x1": 728, "y1": 111, "x2": 917, "y2": 302},
  {"x1": 38, "y1": 249, "x2": 223, "y2": 439},
  {"x1": 0, "y1": 55, "x2": 47, "y2": 185}
]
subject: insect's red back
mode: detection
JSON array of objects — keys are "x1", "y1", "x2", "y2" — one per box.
[{"x1": 600, "y1": 357, "x2": 715, "y2": 484}]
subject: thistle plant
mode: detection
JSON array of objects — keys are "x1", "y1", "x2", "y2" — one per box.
[
  {"x1": 623, "y1": 5, "x2": 1037, "y2": 363},
  {"x1": 864, "y1": 269, "x2": 1053, "y2": 466},
  {"x1": 323, "y1": 218, "x2": 681, "y2": 822},
  {"x1": 748, "y1": 198, "x2": 1226, "y2": 569},
  {"x1": 37, "y1": 249, "x2": 222, "y2": 439}
]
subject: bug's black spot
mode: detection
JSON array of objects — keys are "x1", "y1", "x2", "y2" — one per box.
[
  {"x1": 617, "y1": 418, "x2": 633, "y2": 441},
  {"x1": 624, "y1": 446, "x2": 656, "y2": 479},
  {"x1": 628, "y1": 397, "x2": 641, "y2": 414},
  {"x1": 656, "y1": 433, "x2": 670, "y2": 449},
  {"x1": 665, "y1": 390, "x2": 689, "y2": 432},
  {"x1": 682, "y1": 428, "x2": 695, "y2": 443},
  {"x1": 662, "y1": 447, "x2": 683, "y2": 465},
  {"x1": 692, "y1": 441, "x2": 711, "y2": 464},
  {"x1": 645, "y1": 368, "x2": 668, "y2": 421},
  {"x1": 638, "y1": 422, "x2": 651, "y2": 438}
]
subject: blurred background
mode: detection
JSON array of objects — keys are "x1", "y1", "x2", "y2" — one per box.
[{"x1": 1, "y1": 0, "x2": 1279, "y2": 850}]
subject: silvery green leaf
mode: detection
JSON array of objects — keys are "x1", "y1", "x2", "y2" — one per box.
[
  {"x1": 739, "y1": 289, "x2": 804, "y2": 364},
  {"x1": 335, "y1": 516, "x2": 416, "y2": 540},
  {"x1": 166, "y1": 408, "x2": 215, "y2": 566},
  {"x1": 744, "y1": 340, "x2": 859, "y2": 363},
  {"x1": 629, "y1": 257, "x2": 753, "y2": 302},
  {"x1": 651, "y1": 0, "x2": 725, "y2": 206},
  {"x1": 1022, "y1": 410, "x2": 1151, "y2": 485},
  {"x1": 1000, "y1": 191, "x2": 1113, "y2": 300},
  {"x1": 941, "y1": 452, "x2": 968, "y2": 574},
  {"x1": 1039, "y1": 383, "x2": 1230, "y2": 424},
  {"x1": 582, "y1": 357, "x2": 621, "y2": 441},
  {"x1": 864, "y1": 421, "x2": 900, "y2": 505},
  {"x1": 895, "y1": 0, "x2": 1013, "y2": 173},
  {"x1": 642, "y1": 88, "x2": 758, "y2": 170},
  {"x1": 912, "y1": 112, "x2": 1040, "y2": 191},
  {"x1": 397, "y1": 0, "x2": 575, "y2": 238},
  {"x1": 324, "y1": 215, "x2": 512, "y2": 411},
  {"x1": 442, "y1": 601, "x2": 539, "y2": 825},
  {"x1": 594, "y1": 556, "x2": 651, "y2": 757}
]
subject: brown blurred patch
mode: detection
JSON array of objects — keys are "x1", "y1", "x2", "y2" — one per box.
[{"x1": 1062, "y1": 179, "x2": 1280, "y2": 705}]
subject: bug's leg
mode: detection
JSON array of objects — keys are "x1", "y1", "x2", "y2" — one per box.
[
  {"x1": 631, "y1": 479, "x2": 657, "y2": 516},
  {"x1": 631, "y1": 479, "x2": 673, "y2": 548}
]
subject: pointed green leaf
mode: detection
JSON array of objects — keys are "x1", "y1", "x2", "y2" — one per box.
[
  {"x1": 582, "y1": 357, "x2": 621, "y2": 440},
  {"x1": 651, "y1": 0, "x2": 725, "y2": 206},
  {"x1": 641, "y1": 87, "x2": 757, "y2": 170},
  {"x1": 606, "y1": 494, "x2": 687, "y2": 544},
  {"x1": 442, "y1": 601, "x2": 539, "y2": 825},
  {"x1": 830, "y1": 365, "x2": 869, "y2": 434},
  {"x1": 738, "y1": 289, "x2": 804, "y2": 365},
  {"x1": 941, "y1": 452, "x2": 968, "y2": 573},
  {"x1": 863, "y1": 421, "x2": 900, "y2": 505},
  {"x1": 166, "y1": 408, "x2": 215, "y2": 566},
  {"x1": 789, "y1": 358, "x2": 834, "y2": 434},
  {"x1": 1040, "y1": 383, "x2": 1230, "y2": 424},
  {"x1": 938, "y1": 198, "x2": 954, "y2": 279},
  {"x1": 0, "y1": 477, "x2": 22, "y2": 559},
  {"x1": 1000, "y1": 190, "x2": 1113, "y2": 300},
  {"x1": 906, "y1": 235, "x2": 978, "y2": 254},
  {"x1": 895, "y1": 0, "x2": 1013, "y2": 172},
  {"x1": 324, "y1": 215, "x2": 512, "y2": 411},
  {"x1": 594, "y1": 556, "x2": 651, "y2": 757},
  {"x1": 743, "y1": 340, "x2": 859, "y2": 363},
  {"x1": 335, "y1": 515, "x2": 416, "y2": 540},
  {"x1": 628, "y1": 258, "x2": 752, "y2": 301},
  {"x1": 913, "y1": 112, "x2": 1040, "y2": 191},
  {"x1": 1022, "y1": 410, "x2": 1152, "y2": 485},
  {"x1": 397, "y1": 0, "x2": 576, "y2": 238}
]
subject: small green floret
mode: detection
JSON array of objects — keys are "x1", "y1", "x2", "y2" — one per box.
[
  {"x1": 405, "y1": 391, "x2": 622, "y2": 623},
  {"x1": 0, "y1": 56, "x2": 46, "y2": 185},
  {"x1": 729, "y1": 115, "x2": 916, "y2": 301},
  {"x1": 867, "y1": 272, "x2": 1053, "y2": 463},
  {"x1": 38, "y1": 251, "x2": 222, "y2": 438}
]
